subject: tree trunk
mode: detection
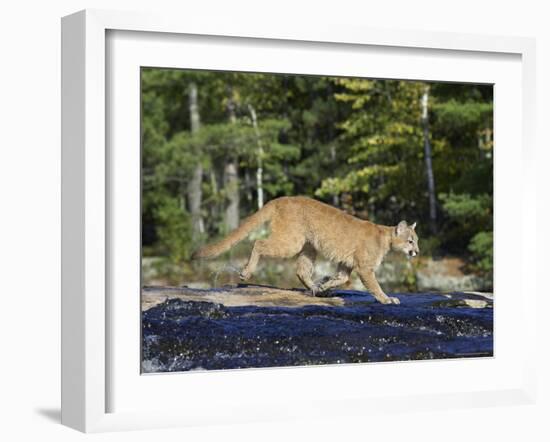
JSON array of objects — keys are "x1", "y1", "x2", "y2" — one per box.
[
  {"x1": 187, "y1": 82, "x2": 204, "y2": 235},
  {"x1": 209, "y1": 169, "x2": 221, "y2": 229},
  {"x1": 330, "y1": 145, "x2": 339, "y2": 207},
  {"x1": 244, "y1": 169, "x2": 253, "y2": 203},
  {"x1": 226, "y1": 86, "x2": 237, "y2": 124},
  {"x1": 248, "y1": 104, "x2": 264, "y2": 209},
  {"x1": 223, "y1": 89, "x2": 240, "y2": 231},
  {"x1": 421, "y1": 85, "x2": 437, "y2": 234},
  {"x1": 224, "y1": 161, "x2": 240, "y2": 231}
]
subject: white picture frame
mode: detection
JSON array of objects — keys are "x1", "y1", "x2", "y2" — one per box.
[{"x1": 61, "y1": 9, "x2": 537, "y2": 433}]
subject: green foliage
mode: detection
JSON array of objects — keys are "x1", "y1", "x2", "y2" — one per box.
[
  {"x1": 440, "y1": 193, "x2": 493, "y2": 277},
  {"x1": 432, "y1": 100, "x2": 493, "y2": 138},
  {"x1": 468, "y1": 231, "x2": 493, "y2": 275},
  {"x1": 440, "y1": 192, "x2": 492, "y2": 222},
  {"x1": 316, "y1": 79, "x2": 428, "y2": 223},
  {"x1": 154, "y1": 196, "x2": 193, "y2": 264}
]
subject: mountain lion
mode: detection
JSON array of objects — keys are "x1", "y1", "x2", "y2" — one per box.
[{"x1": 192, "y1": 196, "x2": 419, "y2": 304}]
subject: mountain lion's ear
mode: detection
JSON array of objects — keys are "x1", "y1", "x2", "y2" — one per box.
[
  {"x1": 411, "y1": 222, "x2": 417, "y2": 230},
  {"x1": 396, "y1": 220, "x2": 408, "y2": 235}
]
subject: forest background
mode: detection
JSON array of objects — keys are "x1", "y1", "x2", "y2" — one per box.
[{"x1": 141, "y1": 69, "x2": 493, "y2": 292}]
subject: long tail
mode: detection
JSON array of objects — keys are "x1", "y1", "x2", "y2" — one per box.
[{"x1": 191, "y1": 202, "x2": 275, "y2": 259}]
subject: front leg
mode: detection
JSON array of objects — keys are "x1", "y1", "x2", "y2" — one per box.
[{"x1": 356, "y1": 267, "x2": 400, "y2": 305}]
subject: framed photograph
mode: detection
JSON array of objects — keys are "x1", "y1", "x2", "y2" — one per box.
[{"x1": 61, "y1": 9, "x2": 537, "y2": 432}]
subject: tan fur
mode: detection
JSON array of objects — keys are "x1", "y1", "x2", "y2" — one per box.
[{"x1": 192, "y1": 196, "x2": 419, "y2": 304}]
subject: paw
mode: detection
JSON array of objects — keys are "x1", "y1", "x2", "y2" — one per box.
[
  {"x1": 379, "y1": 296, "x2": 400, "y2": 305},
  {"x1": 309, "y1": 285, "x2": 320, "y2": 297},
  {"x1": 239, "y1": 270, "x2": 251, "y2": 281}
]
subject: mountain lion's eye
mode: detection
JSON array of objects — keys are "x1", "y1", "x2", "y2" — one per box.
[{"x1": 408, "y1": 240, "x2": 413, "y2": 244}]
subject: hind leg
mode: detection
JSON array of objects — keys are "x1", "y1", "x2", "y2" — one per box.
[
  {"x1": 296, "y1": 243, "x2": 317, "y2": 294},
  {"x1": 240, "y1": 232, "x2": 305, "y2": 281},
  {"x1": 316, "y1": 264, "x2": 352, "y2": 293},
  {"x1": 239, "y1": 240, "x2": 262, "y2": 281}
]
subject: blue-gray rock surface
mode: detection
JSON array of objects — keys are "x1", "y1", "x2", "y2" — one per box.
[{"x1": 141, "y1": 285, "x2": 493, "y2": 373}]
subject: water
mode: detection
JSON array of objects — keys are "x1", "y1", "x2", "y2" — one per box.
[
  {"x1": 141, "y1": 290, "x2": 493, "y2": 373},
  {"x1": 210, "y1": 263, "x2": 242, "y2": 287}
]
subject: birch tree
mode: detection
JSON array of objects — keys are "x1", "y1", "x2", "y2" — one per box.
[
  {"x1": 421, "y1": 84, "x2": 437, "y2": 234},
  {"x1": 223, "y1": 87, "x2": 240, "y2": 231},
  {"x1": 248, "y1": 104, "x2": 264, "y2": 209},
  {"x1": 187, "y1": 82, "x2": 204, "y2": 236}
]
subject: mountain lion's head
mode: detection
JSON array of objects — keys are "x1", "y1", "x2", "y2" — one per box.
[{"x1": 392, "y1": 221, "x2": 419, "y2": 257}]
